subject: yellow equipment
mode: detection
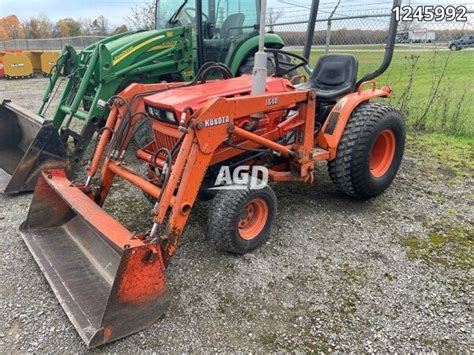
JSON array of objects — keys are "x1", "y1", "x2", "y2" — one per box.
[
  {"x1": 23, "y1": 51, "x2": 42, "y2": 72},
  {"x1": 0, "y1": 51, "x2": 59, "y2": 79},
  {"x1": 40, "y1": 52, "x2": 60, "y2": 76},
  {"x1": 2, "y1": 52, "x2": 34, "y2": 79}
]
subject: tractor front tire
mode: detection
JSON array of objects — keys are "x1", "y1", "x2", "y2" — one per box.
[
  {"x1": 134, "y1": 119, "x2": 154, "y2": 148},
  {"x1": 328, "y1": 102, "x2": 406, "y2": 199},
  {"x1": 208, "y1": 186, "x2": 277, "y2": 254}
]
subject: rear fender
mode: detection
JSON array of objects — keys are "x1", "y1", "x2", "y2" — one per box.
[
  {"x1": 229, "y1": 33, "x2": 284, "y2": 75},
  {"x1": 317, "y1": 83, "x2": 392, "y2": 160}
]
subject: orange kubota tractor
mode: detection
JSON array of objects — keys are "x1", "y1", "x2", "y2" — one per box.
[{"x1": 19, "y1": 0, "x2": 404, "y2": 348}]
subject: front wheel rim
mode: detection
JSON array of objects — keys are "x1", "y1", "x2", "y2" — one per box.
[
  {"x1": 238, "y1": 198, "x2": 269, "y2": 240},
  {"x1": 370, "y1": 129, "x2": 396, "y2": 178}
]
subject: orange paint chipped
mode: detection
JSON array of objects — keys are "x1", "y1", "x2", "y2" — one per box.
[{"x1": 117, "y1": 246, "x2": 167, "y2": 304}]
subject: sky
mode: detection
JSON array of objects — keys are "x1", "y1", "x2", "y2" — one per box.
[
  {"x1": 1, "y1": 0, "x2": 473, "y2": 28},
  {"x1": 0, "y1": 0, "x2": 137, "y2": 25}
]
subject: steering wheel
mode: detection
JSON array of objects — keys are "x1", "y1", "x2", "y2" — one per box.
[
  {"x1": 265, "y1": 48, "x2": 309, "y2": 78},
  {"x1": 184, "y1": 8, "x2": 209, "y2": 24}
]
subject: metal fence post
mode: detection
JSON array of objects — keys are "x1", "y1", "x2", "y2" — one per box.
[
  {"x1": 325, "y1": 0, "x2": 341, "y2": 54},
  {"x1": 325, "y1": 20, "x2": 331, "y2": 54}
]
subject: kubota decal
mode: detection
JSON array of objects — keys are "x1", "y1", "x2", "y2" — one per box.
[{"x1": 204, "y1": 116, "x2": 230, "y2": 128}]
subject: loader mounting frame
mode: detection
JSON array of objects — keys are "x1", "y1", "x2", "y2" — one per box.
[{"x1": 91, "y1": 86, "x2": 318, "y2": 262}]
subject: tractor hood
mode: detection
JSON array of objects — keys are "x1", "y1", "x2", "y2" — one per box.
[
  {"x1": 80, "y1": 26, "x2": 193, "y2": 84},
  {"x1": 103, "y1": 29, "x2": 186, "y2": 68},
  {"x1": 80, "y1": 27, "x2": 190, "y2": 77},
  {"x1": 104, "y1": 30, "x2": 168, "y2": 53},
  {"x1": 143, "y1": 76, "x2": 294, "y2": 117}
]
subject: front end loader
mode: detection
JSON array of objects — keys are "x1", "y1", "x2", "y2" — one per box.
[
  {"x1": 19, "y1": 0, "x2": 404, "y2": 348},
  {"x1": 0, "y1": 27, "x2": 194, "y2": 194},
  {"x1": 0, "y1": 0, "x2": 292, "y2": 194}
]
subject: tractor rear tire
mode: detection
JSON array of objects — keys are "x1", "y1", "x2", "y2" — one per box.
[
  {"x1": 237, "y1": 54, "x2": 298, "y2": 78},
  {"x1": 238, "y1": 55, "x2": 275, "y2": 76},
  {"x1": 328, "y1": 102, "x2": 405, "y2": 199},
  {"x1": 208, "y1": 186, "x2": 277, "y2": 254}
]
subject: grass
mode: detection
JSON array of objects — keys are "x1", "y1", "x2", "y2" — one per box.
[
  {"x1": 402, "y1": 222, "x2": 473, "y2": 271},
  {"x1": 298, "y1": 49, "x2": 474, "y2": 136},
  {"x1": 400, "y1": 130, "x2": 473, "y2": 271},
  {"x1": 406, "y1": 133, "x2": 474, "y2": 180}
]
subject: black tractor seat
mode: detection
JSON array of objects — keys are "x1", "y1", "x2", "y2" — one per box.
[{"x1": 303, "y1": 54, "x2": 359, "y2": 102}]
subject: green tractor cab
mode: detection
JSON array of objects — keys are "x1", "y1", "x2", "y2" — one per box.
[{"x1": 0, "y1": 0, "x2": 287, "y2": 194}]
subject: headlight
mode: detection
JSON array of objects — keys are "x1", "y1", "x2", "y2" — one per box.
[
  {"x1": 165, "y1": 111, "x2": 175, "y2": 122},
  {"x1": 146, "y1": 105, "x2": 178, "y2": 125}
]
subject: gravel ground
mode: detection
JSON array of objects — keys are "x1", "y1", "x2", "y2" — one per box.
[{"x1": 0, "y1": 77, "x2": 472, "y2": 352}]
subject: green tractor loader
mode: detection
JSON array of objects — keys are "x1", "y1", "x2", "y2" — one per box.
[{"x1": 0, "y1": 0, "x2": 292, "y2": 194}]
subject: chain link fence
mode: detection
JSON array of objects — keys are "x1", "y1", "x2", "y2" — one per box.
[
  {"x1": 272, "y1": 9, "x2": 473, "y2": 78},
  {"x1": 1, "y1": 1, "x2": 472, "y2": 134},
  {"x1": 2, "y1": 2, "x2": 472, "y2": 54},
  {"x1": 269, "y1": 1, "x2": 474, "y2": 51},
  {"x1": 0, "y1": 36, "x2": 105, "y2": 51},
  {"x1": 268, "y1": 0, "x2": 474, "y2": 135}
]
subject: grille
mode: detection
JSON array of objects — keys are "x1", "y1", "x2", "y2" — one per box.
[{"x1": 154, "y1": 130, "x2": 178, "y2": 151}]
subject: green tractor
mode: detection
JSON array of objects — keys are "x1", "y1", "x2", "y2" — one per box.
[{"x1": 0, "y1": 0, "x2": 290, "y2": 194}]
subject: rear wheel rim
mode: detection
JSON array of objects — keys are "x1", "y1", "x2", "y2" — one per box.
[
  {"x1": 370, "y1": 129, "x2": 396, "y2": 178},
  {"x1": 238, "y1": 198, "x2": 269, "y2": 240}
]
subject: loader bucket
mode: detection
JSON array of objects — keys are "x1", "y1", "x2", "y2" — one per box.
[
  {"x1": 0, "y1": 101, "x2": 68, "y2": 194},
  {"x1": 20, "y1": 170, "x2": 169, "y2": 348}
]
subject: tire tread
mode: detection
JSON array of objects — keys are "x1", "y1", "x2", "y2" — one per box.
[
  {"x1": 208, "y1": 186, "x2": 277, "y2": 254},
  {"x1": 328, "y1": 102, "x2": 405, "y2": 198}
]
